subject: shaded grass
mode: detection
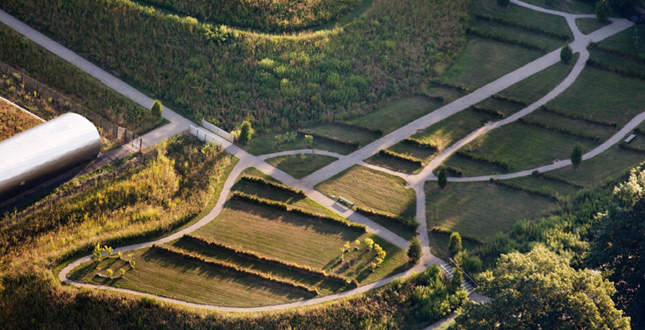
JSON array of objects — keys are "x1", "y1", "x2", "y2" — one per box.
[
  {"x1": 388, "y1": 141, "x2": 438, "y2": 160},
  {"x1": 547, "y1": 67, "x2": 645, "y2": 127},
  {"x1": 345, "y1": 96, "x2": 443, "y2": 134},
  {"x1": 412, "y1": 111, "x2": 490, "y2": 154},
  {"x1": 364, "y1": 153, "x2": 423, "y2": 174},
  {"x1": 576, "y1": 18, "x2": 610, "y2": 35},
  {"x1": 519, "y1": 0, "x2": 595, "y2": 14},
  {"x1": 550, "y1": 147, "x2": 645, "y2": 187},
  {"x1": 71, "y1": 248, "x2": 311, "y2": 307},
  {"x1": 424, "y1": 85, "x2": 467, "y2": 104},
  {"x1": 444, "y1": 122, "x2": 599, "y2": 175},
  {"x1": 428, "y1": 231, "x2": 480, "y2": 260},
  {"x1": 471, "y1": 0, "x2": 574, "y2": 36},
  {"x1": 315, "y1": 165, "x2": 416, "y2": 219},
  {"x1": 425, "y1": 181, "x2": 556, "y2": 242},
  {"x1": 244, "y1": 133, "x2": 356, "y2": 156},
  {"x1": 596, "y1": 25, "x2": 645, "y2": 57},
  {"x1": 504, "y1": 175, "x2": 579, "y2": 197},
  {"x1": 193, "y1": 199, "x2": 409, "y2": 283},
  {"x1": 475, "y1": 96, "x2": 526, "y2": 117},
  {"x1": 441, "y1": 37, "x2": 544, "y2": 89},
  {"x1": 523, "y1": 110, "x2": 616, "y2": 141},
  {"x1": 265, "y1": 154, "x2": 337, "y2": 179},
  {"x1": 302, "y1": 124, "x2": 381, "y2": 147},
  {"x1": 470, "y1": 19, "x2": 565, "y2": 51},
  {"x1": 589, "y1": 49, "x2": 645, "y2": 74}
]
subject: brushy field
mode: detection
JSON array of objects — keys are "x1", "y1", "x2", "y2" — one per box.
[
  {"x1": 0, "y1": 0, "x2": 468, "y2": 133},
  {"x1": 0, "y1": 99, "x2": 42, "y2": 141},
  {"x1": 141, "y1": 0, "x2": 363, "y2": 32},
  {"x1": 0, "y1": 24, "x2": 159, "y2": 134},
  {"x1": 0, "y1": 135, "x2": 235, "y2": 275}
]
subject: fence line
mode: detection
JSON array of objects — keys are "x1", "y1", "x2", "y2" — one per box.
[
  {"x1": 189, "y1": 125, "x2": 226, "y2": 147},
  {"x1": 0, "y1": 61, "x2": 139, "y2": 144},
  {"x1": 201, "y1": 120, "x2": 235, "y2": 143}
]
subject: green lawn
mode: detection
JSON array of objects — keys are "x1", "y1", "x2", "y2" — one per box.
[
  {"x1": 364, "y1": 153, "x2": 424, "y2": 174},
  {"x1": 194, "y1": 199, "x2": 409, "y2": 283},
  {"x1": 316, "y1": 165, "x2": 417, "y2": 219},
  {"x1": 70, "y1": 248, "x2": 312, "y2": 307},
  {"x1": 265, "y1": 154, "x2": 337, "y2": 179},
  {"x1": 345, "y1": 96, "x2": 443, "y2": 134},
  {"x1": 523, "y1": 110, "x2": 616, "y2": 141},
  {"x1": 444, "y1": 122, "x2": 599, "y2": 175},
  {"x1": 412, "y1": 110, "x2": 490, "y2": 153},
  {"x1": 576, "y1": 18, "x2": 610, "y2": 35},
  {"x1": 441, "y1": 37, "x2": 544, "y2": 89},
  {"x1": 504, "y1": 175, "x2": 579, "y2": 197},
  {"x1": 518, "y1": 0, "x2": 595, "y2": 14},
  {"x1": 589, "y1": 49, "x2": 645, "y2": 75},
  {"x1": 596, "y1": 25, "x2": 645, "y2": 56},
  {"x1": 547, "y1": 67, "x2": 645, "y2": 127},
  {"x1": 550, "y1": 147, "x2": 645, "y2": 187},
  {"x1": 497, "y1": 59, "x2": 575, "y2": 104},
  {"x1": 424, "y1": 85, "x2": 467, "y2": 104},
  {"x1": 244, "y1": 133, "x2": 356, "y2": 156},
  {"x1": 425, "y1": 181, "x2": 557, "y2": 243},
  {"x1": 471, "y1": 0, "x2": 574, "y2": 36},
  {"x1": 474, "y1": 96, "x2": 526, "y2": 117},
  {"x1": 470, "y1": 19, "x2": 565, "y2": 51},
  {"x1": 302, "y1": 124, "x2": 381, "y2": 147}
]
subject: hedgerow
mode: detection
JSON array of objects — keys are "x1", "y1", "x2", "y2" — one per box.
[
  {"x1": 355, "y1": 207, "x2": 419, "y2": 229},
  {"x1": 466, "y1": 28, "x2": 546, "y2": 52},
  {"x1": 470, "y1": 105, "x2": 505, "y2": 119},
  {"x1": 402, "y1": 137, "x2": 438, "y2": 152},
  {"x1": 0, "y1": 0, "x2": 468, "y2": 132},
  {"x1": 0, "y1": 24, "x2": 157, "y2": 134},
  {"x1": 151, "y1": 244, "x2": 319, "y2": 295},
  {"x1": 518, "y1": 118, "x2": 601, "y2": 142},
  {"x1": 539, "y1": 106, "x2": 617, "y2": 128},
  {"x1": 455, "y1": 150, "x2": 510, "y2": 171},
  {"x1": 589, "y1": 42, "x2": 645, "y2": 63},
  {"x1": 140, "y1": 0, "x2": 362, "y2": 32},
  {"x1": 474, "y1": 14, "x2": 570, "y2": 41},
  {"x1": 488, "y1": 178, "x2": 559, "y2": 201},
  {"x1": 231, "y1": 191, "x2": 367, "y2": 232},
  {"x1": 334, "y1": 121, "x2": 383, "y2": 136},
  {"x1": 531, "y1": 170, "x2": 584, "y2": 189},
  {"x1": 239, "y1": 175, "x2": 306, "y2": 196},
  {"x1": 297, "y1": 130, "x2": 361, "y2": 148},
  {"x1": 378, "y1": 149, "x2": 424, "y2": 166},
  {"x1": 587, "y1": 58, "x2": 645, "y2": 80},
  {"x1": 491, "y1": 94, "x2": 527, "y2": 106},
  {"x1": 183, "y1": 235, "x2": 358, "y2": 287}
]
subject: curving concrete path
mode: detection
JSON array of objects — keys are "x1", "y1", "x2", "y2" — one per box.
[{"x1": 1, "y1": 0, "x2": 637, "y2": 317}]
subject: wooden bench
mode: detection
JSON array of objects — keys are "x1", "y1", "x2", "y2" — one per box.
[
  {"x1": 338, "y1": 196, "x2": 354, "y2": 207},
  {"x1": 625, "y1": 134, "x2": 636, "y2": 144}
]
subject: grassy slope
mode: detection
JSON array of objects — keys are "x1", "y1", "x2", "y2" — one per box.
[
  {"x1": 0, "y1": 99, "x2": 42, "y2": 141},
  {"x1": 316, "y1": 165, "x2": 416, "y2": 219},
  {"x1": 550, "y1": 147, "x2": 645, "y2": 187},
  {"x1": 425, "y1": 181, "x2": 556, "y2": 242},
  {"x1": 472, "y1": 0, "x2": 575, "y2": 37},
  {"x1": 576, "y1": 18, "x2": 610, "y2": 35},
  {"x1": 345, "y1": 96, "x2": 444, "y2": 134},
  {"x1": 265, "y1": 154, "x2": 337, "y2": 179},
  {"x1": 244, "y1": 133, "x2": 357, "y2": 155}
]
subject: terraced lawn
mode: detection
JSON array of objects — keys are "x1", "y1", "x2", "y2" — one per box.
[{"x1": 266, "y1": 154, "x2": 337, "y2": 179}]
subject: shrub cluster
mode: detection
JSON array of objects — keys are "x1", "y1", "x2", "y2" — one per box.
[
  {"x1": 297, "y1": 130, "x2": 360, "y2": 149},
  {"x1": 587, "y1": 58, "x2": 645, "y2": 80},
  {"x1": 239, "y1": 175, "x2": 306, "y2": 196},
  {"x1": 491, "y1": 94, "x2": 527, "y2": 106},
  {"x1": 0, "y1": 0, "x2": 468, "y2": 132},
  {"x1": 474, "y1": 14, "x2": 570, "y2": 41},
  {"x1": 455, "y1": 150, "x2": 510, "y2": 171},
  {"x1": 518, "y1": 118, "x2": 601, "y2": 142},
  {"x1": 0, "y1": 25, "x2": 155, "y2": 134},
  {"x1": 378, "y1": 149, "x2": 424, "y2": 166},
  {"x1": 589, "y1": 42, "x2": 645, "y2": 63},
  {"x1": 231, "y1": 191, "x2": 367, "y2": 232},
  {"x1": 183, "y1": 235, "x2": 358, "y2": 287},
  {"x1": 434, "y1": 165, "x2": 463, "y2": 177},
  {"x1": 489, "y1": 178, "x2": 559, "y2": 201},
  {"x1": 140, "y1": 0, "x2": 362, "y2": 33},
  {"x1": 402, "y1": 137, "x2": 438, "y2": 151},
  {"x1": 334, "y1": 121, "x2": 384, "y2": 136},
  {"x1": 355, "y1": 206, "x2": 419, "y2": 229},
  {"x1": 539, "y1": 106, "x2": 617, "y2": 128},
  {"x1": 471, "y1": 105, "x2": 505, "y2": 119},
  {"x1": 151, "y1": 244, "x2": 319, "y2": 295},
  {"x1": 466, "y1": 28, "x2": 547, "y2": 52}
]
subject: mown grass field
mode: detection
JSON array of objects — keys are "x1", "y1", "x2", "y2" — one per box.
[
  {"x1": 244, "y1": 133, "x2": 357, "y2": 155},
  {"x1": 519, "y1": 0, "x2": 594, "y2": 14},
  {"x1": 0, "y1": 99, "x2": 42, "y2": 141},
  {"x1": 496, "y1": 59, "x2": 575, "y2": 104},
  {"x1": 550, "y1": 147, "x2": 645, "y2": 187},
  {"x1": 345, "y1": 96, "x2": 443, "y2": 134},
  {"x1": 471, "y1": 0, "x2": 575, "y2": 35},
  {"x1": 576, "y1": 18, "x2": 609, "y2": 35},
  {"x1": 425, "y1": 181, "x2": 556, "y2": 243},
  {"x1": 316, "y1": 165, "x2": 416, "y2": 219},
  {"x1": 265, "y1": 154, "x2": 337, "y2": 179}
]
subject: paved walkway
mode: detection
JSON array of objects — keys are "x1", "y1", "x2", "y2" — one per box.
[{"x1": 2, "y1": 0, "x2": 637, "y2": 316}]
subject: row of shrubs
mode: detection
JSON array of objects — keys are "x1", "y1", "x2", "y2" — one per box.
[
  {"x1": 466, "y1": 28, "x2": 547, "y2": 52},
  {"x1": 518, "y1": 118, "x2": 601, "y2": 142},
  {"x1": 239, "y1": 175, "x2": 306, "y2": 196},
  {"x1": 183, "y1": 235, "x2": 358, "y2": 287},
  {"x1": 531, "y1": 170, "x2": 584, "y2": 189},
  {"x1": 429, "y1": 227, "x2": 483, "y2": 244},
  {"x1": 489, "y1": 178, "x2": 559, "y2": 201},
  {"x1": 378, "y1": 149, "x2": 424, "y2": 166},
  {"x1": 618, "y1": 142, "x2": 645, "y2": 154},
  {"x1": 634, "y1": 128, "x2": 645, "y2": 136},
  {"x1": 402, "y1": 137, "x2": 438, "y2": 151},
  {"x1": 491, "y1": 94, "x2": 527, "y2": 106},
  {"x1": 539, "y1": 106, "x2": 617, "y2": 128},
  {"x1": 231, "y1": 191, "x2": 367, "y2": 232},
  {"x1": 428, "y1": 79, "x2": 470, "y2": 93},
  {"x1": 587, "y1": 58, "x2": 645, "y2": 81},
  {"x1": 474, "y1": 14, "x2": 570, "y2": 41},
  {"x1": 455, "y1": 150, "x2": 510, "y2": 171},
  {"x1": 355, "y1": 206, "x2": 419, "y2": 230},
  {"x1": 297, "y1": 130, "x2": 360, "y2": 149},
  {"x1": 435, "y1": 165, "x2": 464, "y2": 177},
  {"x1": 589, "y1": 42, "x2": 645, "y2": 63},
  {"x1": 151, "y1": 244, "x2": 319, "y2": 295},
  {"x1": 334, "y1": 121, "x2": 384, "y2": 136},
  {"x1": 471, "y1": 105, "x2": 505, "y2": 119}
]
